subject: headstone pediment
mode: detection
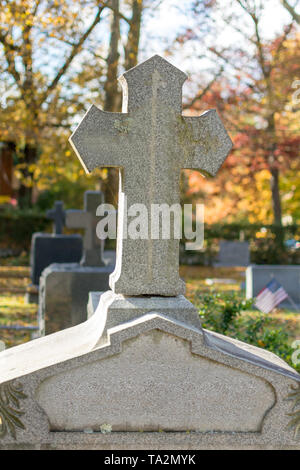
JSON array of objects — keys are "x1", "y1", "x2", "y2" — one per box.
[
  {"x1": 36, "y1": 315, "x2": 276, "y2": 433},
  {"x1": 1, "y1": 311, "x2": 299, "y2": 445}
]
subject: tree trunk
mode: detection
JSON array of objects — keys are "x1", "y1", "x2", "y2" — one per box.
[
  {"x1": 0, "y1": 142, "x2": 15, "y2": 197},
  {"x1": 102, "y1": 0, "x2": 121, "y2": 206},
  {"x1": 104, "y1": 0, "x2": 121, "y2": 113},
  {"x1": 103, "y1": 0, "x2": 143, "y2": 207},
  {"x1": 265, "y1": 111, "x2": 282, "y2": 228},
  {"x1": 270, "y1": 166, "x2": 282, "y2": 226},
  {"x1": 269, "y1": 164, "x2": 284, "y2": 249},
  {"x1": 18, "y1": 144, "x2": 38, "y2": 208},
  {"x1": 124, "y1": 0, "x2": 143, "y2": 71}
]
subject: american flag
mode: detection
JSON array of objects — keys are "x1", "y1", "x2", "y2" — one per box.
[{"x1": 254, "y1": 278, "x2": 288, "y2": 313}]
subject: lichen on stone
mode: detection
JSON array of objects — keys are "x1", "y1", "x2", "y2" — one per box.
[
  {"x1": 100, "y1": 423, "x2": 112, "y2": 434},
  {"x1": 114, "y1": 118, "x2": 133, "y2": 134}
]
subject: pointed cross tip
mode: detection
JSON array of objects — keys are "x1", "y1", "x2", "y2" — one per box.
[{"x1": 119, "y1": 54, "x2": 187, "y2": 83}]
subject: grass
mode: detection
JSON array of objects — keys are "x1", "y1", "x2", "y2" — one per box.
[
  {"x1": 180, "y1": 265, "x2": 245, "y2": 303},
  {"x1": 0, "y1": 264, "x2": 299, "y2": 349},
  {"x1": 0, "y1": 295, "x2": 37, "y2": 325},
  {"x1": 0, "y1": 252, "x2": 30, "y2": 266},
  {"x1": 0, "y1": 267, "x2": 38, "y2": 348}
]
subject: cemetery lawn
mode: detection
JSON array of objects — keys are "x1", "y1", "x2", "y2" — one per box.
[
  {"x1": 0, "y1": 266, "x2": 38, "y2": 347},
  {"x1": 0, "y1": 265, "x2": 299, "y2": 349}
]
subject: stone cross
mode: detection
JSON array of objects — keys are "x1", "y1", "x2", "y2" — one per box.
[
  {"x1": 70, "y1": 55, "x2": 232, "y2": 296},
  {"x1": 46, "y1": 201, "x2": 65, "y2": 235},
  {"x1": 66, "y1": 190, "x2": 104, "y2": 267}
]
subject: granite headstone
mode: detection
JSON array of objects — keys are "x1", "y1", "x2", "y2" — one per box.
[{"x1": 246, "y1": 265, "x2": 300, "y2": 309}]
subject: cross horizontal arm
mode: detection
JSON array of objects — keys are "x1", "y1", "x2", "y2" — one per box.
[
  {"x1": 181, "y1": 110, "x2": 232, "y2": 176},
  {"x1": 47, "y1": 210, "x2": 55, "y2": 218},
  {"x1": 66, "y1": 210, "x2": 90, "y2": 229},
  {"x1": 69, "y1": 105, "x2": 131, "y2": 173}
]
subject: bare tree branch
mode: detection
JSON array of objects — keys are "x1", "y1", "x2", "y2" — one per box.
[
  {"x1": 222, "y1": 17, "x2": 257, "y2": 44},
  {"x1": 208, "y1": 47, "x2": 248, "y2": 75},
  {"x1": 183, "y1": 67, "x2": 224, "y2": 110},
  {"x1": 40, "y1": 3, "x2": 107, "y2": 105},
  {"x1": 31, "y1": 0, "x2": 42, "y2": 17},
  {"x1": 106, "y1": 2, "x2": 131, "y2": 24},
  {"x1": 0, "y1": 31, "x2": 20, "y2": 52},
  {"x1": 235, "y1": 2, "x2": 269, "y2": 78},
  {"x1": 280, "y1": 0, "x2": 300, "y2": 23},
  {"x1": 273, "y1": 21, "x2": 294, "y2": 63},
  {"x1": 0, "y1": 35, "x2": 21, "y2": 86}
]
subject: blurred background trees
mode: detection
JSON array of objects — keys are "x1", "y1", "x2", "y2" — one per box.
[
  {"x1": 0, "y1": 0, "x2": 145, "y2": 208},
  {"x1": 0, "y1": 0, "x2": 299, "y2": 233},
  {"x1": 179, "y1": 0, "x2": 300, "y2": 228}
]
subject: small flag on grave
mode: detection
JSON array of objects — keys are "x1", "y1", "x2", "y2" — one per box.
[{"x1": 254, "y1": 278, "x2": 288, "y2": 313}]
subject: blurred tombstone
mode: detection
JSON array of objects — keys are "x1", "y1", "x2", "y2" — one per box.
[
  {"x1": 66, "y1": 191, "x2": 105, "y2": 266},
  {"x1": 38, "y1": 191, "x2": 114, "y2": 335},
  {"x1": 27, "y1": 201, "x2": 83, "y2": 303},
  {"x1": 214, "y1": 240, "x2": 250, "y2": 267},
  {"x1": 246, "y1": 265, "x2": 300, "y2": 309}
]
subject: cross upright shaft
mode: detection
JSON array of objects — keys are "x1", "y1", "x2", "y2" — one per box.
[
  {"x1": 46, "y1": 201, "x2": 65, "y2": 235},
  {"x1": 70, "y1": 55, "x2": 232, "y2": 296},
  {"x1": 66, "y1": 191, "x2": 104, "y2": 267}
]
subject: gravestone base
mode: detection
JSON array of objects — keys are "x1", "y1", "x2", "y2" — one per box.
[
  {"x1": 38, "y1": 263, "x2": 114, "y2": 336},
  {"x1": 246, "y1": 265, "x2": 300, "y2": 309},
  {"x1": 0, "y1": 301, "x2": 299, "y2": 449},
  {"x1": 25, "y1": 284, "x2": 39, "y2": 304},
  {"x1": 87, "y1": 290, "x2": 202, "y2": 345}
]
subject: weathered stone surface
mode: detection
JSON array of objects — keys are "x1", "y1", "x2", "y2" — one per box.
[
  {"x1": 215, "y1": 241, "x2": 250, "y2": 267},
  {"x1": 0, "y1": 312, "x2": 299, "y2": 449},
  {"x1": 70, "y1": 55, "x2": 232, "y2": 296},
  {"x1": 38, "y1": 263, "x2": 114, "y2": 335},
  {"x1": 36, "y1": 331, "x2": 273, "y2": 433},
  {"x1": 66, "y1": 190, "x2": 104, "y2": 267},
  {"x1": 246, "y1": 265, "x2": 300, "y2": 308},
  {"x1": 29, "y1": 233, "x2": 83, "y2": 286},
  {"x1": 87, "y1": 290, "x2": 201, "y2": 344}
]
